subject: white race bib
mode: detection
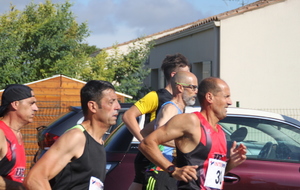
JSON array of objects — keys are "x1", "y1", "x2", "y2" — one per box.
[
  {"x1": 204, "y1": 158, "x2": 227, "y2": 189},
  {"x1": 89, "y1": 176, "x2": 104, "y2": 190}
]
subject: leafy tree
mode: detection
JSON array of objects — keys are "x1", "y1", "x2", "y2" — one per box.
[
  {"x1": 81, "y1": 38, "x2": 153, "y2": 101},
  {"x1": 106, "y1": 40, "x2": 154, "y2": 101},
  {"x1": 0, "y1": 0, "x2": 153, "y2": 101},
  {"x1": 0, "y1": 0, "x2": 90, "y2": 88},
  {"x1": 81, "y1": 43, "x2": 99, "y2": 56},
  {"x1": 80, "y1": 50, "x2": 115, "y2": 82},
  {"x1": 81, "y1": 39, "x2": 154, "y2": 102}
]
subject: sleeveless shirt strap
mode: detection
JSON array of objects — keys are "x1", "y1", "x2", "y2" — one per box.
[
  {"x1": 200, "y1": 123, "x2": 212, "y2": 152},
  {"x1": 193, "y1": 112, "x2": 212, "y2": 153},
  {"x1": 0, "y1": 139, "x2": 16, "y2": 176},
  {"x1": 66, "y1": 124, "x2": 85, "y2": 132}
]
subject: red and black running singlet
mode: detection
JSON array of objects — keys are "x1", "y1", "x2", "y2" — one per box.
[
  {"x1": 0, "y1": 121, "x2": 26, "y2": 182},
  {"x1": 176, "y1": 112, "x2": 227, "y2": 190}
]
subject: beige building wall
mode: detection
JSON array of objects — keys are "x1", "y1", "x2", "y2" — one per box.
[{"x1": 220, "y1": 0, "x2": 300, "y2": 109}]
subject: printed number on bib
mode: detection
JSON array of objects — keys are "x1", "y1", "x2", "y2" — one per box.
[
  {"x1": 204, "y1": 158, "x2": 227, "y2": 189},
  {"x1": 89, "y1": 176, "x2": 104, "y2": 190}
]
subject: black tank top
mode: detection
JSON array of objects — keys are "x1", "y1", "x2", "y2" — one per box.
[
  {"x1": 51, "y1": 129, "x2": 106, "y2": 190},
  {"x1": 144, "y1": 88, "x2": 173, "y2": 125}
]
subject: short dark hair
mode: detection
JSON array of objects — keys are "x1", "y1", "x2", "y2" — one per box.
[
  {"x1": 197, "y1": 77, "x2": 222, "y2": 105},
  {"x1": 80, "y1": 80, "x2": 115, "y2": 115},
  {"x1": 161, "y1": 53, "x2": 190, "y2": 82}
]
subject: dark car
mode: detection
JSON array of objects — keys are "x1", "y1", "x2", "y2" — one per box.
[{"x1": 35, "y1": 106, "x2": 300, "y2": 190}]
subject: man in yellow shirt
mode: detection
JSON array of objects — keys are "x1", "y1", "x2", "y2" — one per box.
[{"x1": 123, "y1": 53, "x2": 190, "y2": 190}]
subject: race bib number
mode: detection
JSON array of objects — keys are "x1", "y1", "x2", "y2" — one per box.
[
  {"x1": 204, "y1": 158, "x2": 227, "y2": 189},
  {"x1": 89, "y1": 176, "x2": 104, "y2": 190}
]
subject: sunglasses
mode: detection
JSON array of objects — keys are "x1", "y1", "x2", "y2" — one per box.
[{"x1": 175, "y1": 82, "x2": 198, "y2": 91}]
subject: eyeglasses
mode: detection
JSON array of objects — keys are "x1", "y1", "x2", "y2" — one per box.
[{"x1": 175, "y1": 82, "x2": 198, "y2": 91}]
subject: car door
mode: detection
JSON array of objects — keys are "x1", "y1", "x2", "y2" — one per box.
[{"x1": 221, "y1": 116, "x2": 300, "y2": 190}]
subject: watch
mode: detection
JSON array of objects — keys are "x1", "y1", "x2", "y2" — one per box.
[{"x1": 167, "y1": 165, "x2": 176, "y2": 177}]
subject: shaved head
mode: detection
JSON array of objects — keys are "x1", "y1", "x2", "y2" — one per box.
[{"x1": 171, "y1": 71, "x2": 197, "y2": 90}]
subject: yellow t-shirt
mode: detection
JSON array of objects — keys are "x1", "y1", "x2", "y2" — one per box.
[{"x1": 134, "y1": 91, "x2": 158, "y2": 122}]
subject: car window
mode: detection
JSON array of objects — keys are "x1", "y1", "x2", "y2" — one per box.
[
  {"x1": 105, "y1": 123, "x2": 134, "y2": 152},
  {"x1": 220, "y1": 117, "x2": 300, "y2": 163}
]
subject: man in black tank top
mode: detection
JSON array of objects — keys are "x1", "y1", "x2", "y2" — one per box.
[
  {"x1": 25, "y1": 80, "x2": 121, "y2": 190},
  {"x1": 123, "y1": 53, "x2": 191, "y2": 190}
]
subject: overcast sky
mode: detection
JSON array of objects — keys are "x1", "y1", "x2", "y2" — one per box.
[{"x1": 0, "y1": 0, "x2": 258, "y2": 48}]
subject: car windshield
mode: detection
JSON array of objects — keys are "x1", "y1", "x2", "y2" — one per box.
[{"x1": 220, "y1": 116, "x2": 300, "y2": 163}]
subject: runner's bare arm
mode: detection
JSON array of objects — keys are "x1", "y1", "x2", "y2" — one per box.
[
  {"x1": 24, "y1": 129, "x2": 86, "y2": 190},
  {"x1": 139, "y1": 113, "x2": 199, "y2": 182},
  {"x1": 123, "y1": 106, "x2": 144, "y2": 142}
]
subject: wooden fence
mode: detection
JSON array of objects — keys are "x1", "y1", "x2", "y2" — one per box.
[{"x1": 22, "y1": 101, "x2": 80, "y2": 171}]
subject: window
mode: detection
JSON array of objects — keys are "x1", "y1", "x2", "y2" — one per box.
[
  {"x1": 220, "y1": 117, "x2": 300, "y2": 163},
  {"x1": 192, "y1": 61, "x2": 212, "y2": 80}
]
